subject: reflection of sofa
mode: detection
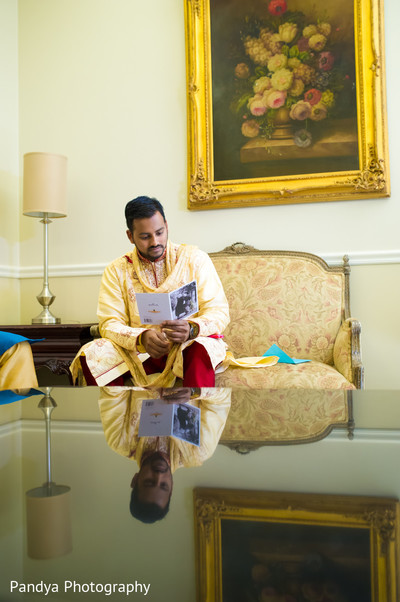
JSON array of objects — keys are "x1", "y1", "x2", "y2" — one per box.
[
  {"x1": 220, "y1": 389, "x2": 352, "y2": 453},
  {"x1": 211, "y1": 243, "x2": 363, "y2": 389}
]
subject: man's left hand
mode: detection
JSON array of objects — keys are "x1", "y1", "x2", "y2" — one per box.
[{"x1": 161, "y1": 320, "x2": 190, "y2": 343}]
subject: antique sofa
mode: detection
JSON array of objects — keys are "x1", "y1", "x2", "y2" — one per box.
[{"x1": 211, "y1": 243, "x2": 363, "y2": 389}]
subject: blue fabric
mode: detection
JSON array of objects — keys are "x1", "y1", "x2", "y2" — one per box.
[
  {"x1": 0, "y1": 388, "x2": 43, "y2": 405},
  {"x1": 0, "y1": 331, "x2": 44, "y2": 355},
  {"x1": 262, "y1": 343, "x2": 310, "y2": 364}
]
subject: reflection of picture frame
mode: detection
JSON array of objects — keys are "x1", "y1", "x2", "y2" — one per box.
[
  {"x1": 185, "y1": 0, "x2": 389, "y2": 210},
  {"x1": 194, "y1": 488, "x2": 399, "y2": 601}
]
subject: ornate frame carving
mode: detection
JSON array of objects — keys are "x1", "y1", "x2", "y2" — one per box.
[
  {"x1": 194, "y1": 488, "x2": 399, "y2": 601},
  {"x1": 185, "y1": 0, "x2": 389, "y2": 209}
]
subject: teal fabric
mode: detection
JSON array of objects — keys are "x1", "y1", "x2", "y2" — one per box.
[
  {"x1": 263, "y1": 343, "x2": 310, "y2": 364},
  {"x1": 0, "y1": 388, "x2": 42, "y2": 405},
  {"x1": 0, "y1": 331, "x2": 44, "y2": 355}
]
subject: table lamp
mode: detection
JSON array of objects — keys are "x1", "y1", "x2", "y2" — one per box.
[
  {"x1": 23, "y1": 152, "x2": 67, "y2": 324},
  {"x1": 25, "y1": 388, "x2": 72, "y2": 559}
]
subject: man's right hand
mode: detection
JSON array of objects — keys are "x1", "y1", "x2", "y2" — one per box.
[{"x1": 141, "y1": 329, "x2": 172, "y2": 358}]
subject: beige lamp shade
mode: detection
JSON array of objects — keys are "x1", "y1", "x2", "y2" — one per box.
[
  {"x1": 26, "y1": 484, "x2": 72, "y2": 559},
  {"x1": 23, "y1": 152, "x2": 67, "y2": 218}
]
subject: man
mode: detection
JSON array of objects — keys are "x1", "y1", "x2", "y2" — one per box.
[
  {"x1": 70, "y1": 196, "x2": 230, "y2": 387},
  {"x1": 98, "y1": 386, "x2": 231, "y2": 523}
]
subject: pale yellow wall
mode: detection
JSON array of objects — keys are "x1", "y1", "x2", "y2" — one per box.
[
  {"x1": 0, "y1": 277, "x2": 20, "y2": 324},
  {"x1": 16, "y1": 0, "x2": 400, "y2": 266},
  {"x1": 1, "y1": 0, "x2": 399, "y2": 386},
  {"x1": 0, "y1": 0, "x2": 20, "y2": 323}
]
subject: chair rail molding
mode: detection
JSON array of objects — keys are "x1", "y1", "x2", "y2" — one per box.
[{"x1": 1, "y1": 250, "x2": 400, "y2": 279}]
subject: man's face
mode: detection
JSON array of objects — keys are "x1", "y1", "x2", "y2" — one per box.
[
  {"x1": 127, "y1": 211, "x2": 168, "y2": 262},
  {"x1": 132, "y1": 453, "x2": 172, "y2": 509}
]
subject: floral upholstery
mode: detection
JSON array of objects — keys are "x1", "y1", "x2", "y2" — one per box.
[
  {"x1": 220, "y1": 389, "x2": 350, "y2": 445},
  {"x1": 215, "y1": 360, "x2": 353, "y2": 389},
  {"x1": 211, "y1": 244, "x2": 363, "y2": 389}
]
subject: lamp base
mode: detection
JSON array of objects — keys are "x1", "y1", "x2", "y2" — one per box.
[{"x1": 32, "y1": 308, "x2": 61, "y2": 325}]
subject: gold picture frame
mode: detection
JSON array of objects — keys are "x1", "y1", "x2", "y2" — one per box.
[
  {"x1": 185, "y1": 0, "x2": 390, "y2": 209},
  {"x1": 194, "y1": 488, "x2": 399, "y2": 601}
]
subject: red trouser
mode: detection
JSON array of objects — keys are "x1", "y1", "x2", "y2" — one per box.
[{"x1": 80, "y1": 342, "x2": 215, "y2": 387}]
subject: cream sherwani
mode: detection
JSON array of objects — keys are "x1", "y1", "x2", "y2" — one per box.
[
  {"x1": 70, "y1": 241, "x2": 230, "y2": 386},
  {"x1": 98, "y1": 387, "x2": 231, "y2": 473}
]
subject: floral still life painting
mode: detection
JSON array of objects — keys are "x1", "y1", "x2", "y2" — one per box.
[
  {"x1": 185, "y1": 0, "x2": 389, "y2": 209},
  {"x1": 226, "y1": 0, "x2": 357, "y2": 176}
]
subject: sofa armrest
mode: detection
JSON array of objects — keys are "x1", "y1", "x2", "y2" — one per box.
[{"x1": 333, "y1": 318, "x2": 364, "y2": 389}]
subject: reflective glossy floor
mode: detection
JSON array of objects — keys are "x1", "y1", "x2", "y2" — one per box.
[{"x1": 0, "y1": 387, "x2": 399, "y2": 601}]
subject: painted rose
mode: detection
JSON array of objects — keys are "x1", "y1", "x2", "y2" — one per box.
[
  {"x1": 303, "y1": 24, "x2": 318, "y2": 38},
  {"x1": 265, "y1": 89, "x2": 287, "y2": 109},
  {"x1": 289, "y1": 78, "x2": 305, "y2": 97},
  {"x1": 308, "y1": 33, "x2": 327, "y2": 51},
  {"x1": 310, "y1": 102, "x2": 328, "y2": 120},
  {"x1": 267, "y1": 0, "x2": 287, "y2": 17},
  {"x1": 267, "y1": 53, "x2": 287, "y2": 72},
  {"x1": 304, "y1": 88, "x2": 322, "y2": 105},
  {"x1": 289, "y1": 100, "x2": 312, "y2": 120},
  {"x1": 253, "y1": 76, "x2": 272, "y2": 94},
  {"x1": 293, "y1": 128, "x2": 312, "y2": 148},
  {"x1": 321, "y1": 89, "x2": 335, "y2": 107},
  {"x1": 271, "y1": 68, "x2": 293, "y2": 91},
  {"x1": 279, "y1": 22, "x2": 298, "y2": 43},
  {"x1": 319, "y1": 51, "x2": 335, "y2": 71},
  {"x1": 235, "y1": 62, "x2": 250, "y2": 79},
  {"x1": 248, "y1": 95, "x2": 268, "y2": 116},
  {"x1": 318, "y1": 22, "x2": 331, "y2": 37},
  {"x1": 241, "y1": 119, "x2": 260, "y2": 138}
]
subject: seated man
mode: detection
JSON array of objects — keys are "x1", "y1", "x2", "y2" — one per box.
[
  {"x1": 70, "y1": 196, "x2": 230, "y2": 387},
  {"x1": 0, "y1": 332, "x2": 39, "y2": 389}
]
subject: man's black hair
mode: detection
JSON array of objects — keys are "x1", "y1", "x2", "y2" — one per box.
[
  {"x1": 129, "y1": 485, "x2": 170, "y2": 524},
  {"x1": 125, "y1": 196, "x2": 166, "y2": 232}
]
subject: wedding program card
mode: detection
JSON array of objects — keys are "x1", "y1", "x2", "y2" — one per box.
[{"x1": 135, "y1": 280, "x2": 198, "y2": 325}]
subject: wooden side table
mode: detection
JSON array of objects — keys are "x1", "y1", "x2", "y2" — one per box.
[{"x1": 0, "y1": 324, "x2": 95, "y2": 382}]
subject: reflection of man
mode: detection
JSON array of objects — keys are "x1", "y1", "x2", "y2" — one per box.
[
  {"x1": 70, "y1": 196, "x2": 229, "y2": 387},
  {"x1": 98, "y1": 386, "x2": 231, "y2": 523},
  {"x1": 130, "y1": 451, "x2": 173, "y2": 522},
  {"x1": 0, "y1": 332, "x2": 39, "y2": 389}
]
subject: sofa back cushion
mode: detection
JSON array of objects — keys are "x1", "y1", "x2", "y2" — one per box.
[{"x1": 211, "y1": 247, "x2": 346, "y2": 364}]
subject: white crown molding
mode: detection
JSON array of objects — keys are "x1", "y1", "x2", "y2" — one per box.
[{"x1": 1, "y1": 251, "x2": 400, "y2": 279}]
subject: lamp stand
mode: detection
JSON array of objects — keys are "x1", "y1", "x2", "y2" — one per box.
[
  {"x1": 32, "y1": 213, "x2": 60, "y2": 324},
  {"x1": 26, "y1": 388, "x2": 72, "y2": 559}
]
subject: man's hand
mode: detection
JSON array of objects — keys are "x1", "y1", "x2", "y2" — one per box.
[
  {"x1": 141, "y1": 329, "x2": 172, "y2": 358},
  {"x1": 160, "y1": 320, "x2": 190, "y2": 343}
]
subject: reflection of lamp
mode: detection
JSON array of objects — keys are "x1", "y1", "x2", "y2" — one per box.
[
  {"x1": 25, "y1": 388, "x2": 72, "y2": 559},
  {"x1": 23, "y1": 152, "x2": 67, "y2": 324}
]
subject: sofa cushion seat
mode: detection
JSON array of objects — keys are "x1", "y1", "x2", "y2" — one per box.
[{"x1": 216, "y1": 359, "x2": 354, "y2": 389}]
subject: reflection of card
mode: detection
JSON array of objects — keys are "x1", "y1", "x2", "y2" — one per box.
[
  {"x1": 138, "y1": 399, "x2": 200, "y2": 446},
  {"x1": 135, "y1": 280, "x2": 198, "y2": 325}
]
